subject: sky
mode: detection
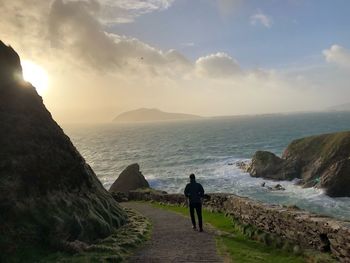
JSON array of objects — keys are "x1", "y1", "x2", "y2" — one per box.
[{"x1": 1, "y1": 0, "x2": 350, "y2": 123}]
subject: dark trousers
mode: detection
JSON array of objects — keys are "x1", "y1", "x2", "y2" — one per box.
[{"x1": 189, "y1": 202, "x2": 202, "y2": 229}]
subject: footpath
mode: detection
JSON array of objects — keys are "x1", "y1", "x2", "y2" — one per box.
[{"x1": 123, "y1": 202, "x2": 223, "y2": 263}]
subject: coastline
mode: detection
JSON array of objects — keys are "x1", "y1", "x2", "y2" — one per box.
[{"x1": 112, "y1": 190, "x2": 350, "y2": 262}]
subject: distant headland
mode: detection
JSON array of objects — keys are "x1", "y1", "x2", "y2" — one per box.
[
  {"x1": 327, "y1": 102, "x2": 350, "y2": 112},
  {"x1": 113, "y1": 108, "x2": 202, "y2": 123}
]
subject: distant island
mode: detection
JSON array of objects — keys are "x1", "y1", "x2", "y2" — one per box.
[
  {"x1": 327, "y1": 102, "x2": 350, "y2": 112},
  {"x1": 113, "y1": 108, "x2": 202, "y2": 122}
]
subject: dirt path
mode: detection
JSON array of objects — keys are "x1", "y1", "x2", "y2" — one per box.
[{"x1": 123, "y1": 202, "x2": 223, "y2": 263}]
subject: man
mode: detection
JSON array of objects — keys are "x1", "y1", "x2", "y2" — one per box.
[{"x1": 184, "y1": 173, "x2": 205, "y2": 232}]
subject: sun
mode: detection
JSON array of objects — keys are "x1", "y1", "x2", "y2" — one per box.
[{"x1": 21, "y1": 60, "x2": 49, "y2": 95}]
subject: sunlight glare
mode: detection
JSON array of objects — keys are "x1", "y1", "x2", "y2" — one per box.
[{"x1": 21, "y1": 60, "x2": 49, "y2": 95}]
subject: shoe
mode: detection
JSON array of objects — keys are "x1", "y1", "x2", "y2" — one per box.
[
  {"x1": 199, "y1": 228, "x2": 203, "y2": 232},
  {"x1": 192, "y1": 226, "x2": 197, "y2": 231}
]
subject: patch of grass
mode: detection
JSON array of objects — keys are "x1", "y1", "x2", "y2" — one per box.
[
  {"x1": 287, "y1": 131, "x2": 350, "y2": 161},
  {"x1": 29, "y1": 208, "x2": 151, "y2": 263},
  {"x1": 151, "y1": 202, "x2": 336, "y2": 263}
]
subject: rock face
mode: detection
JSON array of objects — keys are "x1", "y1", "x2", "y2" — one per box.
[
  {"x1": 247, "y1": 132, "x2": 350, "y2": 197},
  {"x1": 0, "y1": 42, "x2": 22, "y2": 85},
  {"x1": 109, "y1": 163, "x2": 149, "y2": 193},
  {"x1": 248, "y1": 151, "x2": 298, "y2": 180},
  {"x1": 0, "y1": 41, "x2": 127, "y2": 260}
]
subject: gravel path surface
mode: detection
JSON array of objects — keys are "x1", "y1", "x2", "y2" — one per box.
[{"x1": 123, "y1": 202, "x2": 223, "y2": 263}]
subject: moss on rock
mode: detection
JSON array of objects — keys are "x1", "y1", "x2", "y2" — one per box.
[
  {"x1": 0, "y1": 41, "x2": 127, "y2": 261},
  {"x1": 246, "y1": 131, "x2": 350, "y2": 197}
]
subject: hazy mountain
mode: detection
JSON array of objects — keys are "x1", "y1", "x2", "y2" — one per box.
[
  {"x1": 113, "y1": 108, "x2": 202, "y2": 122},
  {"x1": 327, "y1": 102, "x2": 350, "y2": 112}
]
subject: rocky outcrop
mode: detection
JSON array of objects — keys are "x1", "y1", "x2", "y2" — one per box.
[
  {"x1": 122, "y1": 191, "x2": 350, "y2": 262},
  {"x1": 247, "y1": 151, "x2": 299, "y2": 180},
  {"x1": 109, "y1": 163, "x2": 150, "y2": 193},
  {"x1": 246, "y1": 132, "x2": 350, "y2": 197},
  {"x1": 0, "y1": 41, "x2": 127, "y2": 261}
]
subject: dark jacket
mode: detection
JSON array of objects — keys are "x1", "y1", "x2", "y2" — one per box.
[{"x1": 184, "y1": 180, "x2": 204, "y2": 204}]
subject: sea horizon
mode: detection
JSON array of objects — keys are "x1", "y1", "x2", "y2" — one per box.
[{"x1": 64, "y1": 111, "x2": 350, "y2": 221}]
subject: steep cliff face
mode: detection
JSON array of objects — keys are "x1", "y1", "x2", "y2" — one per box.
[
  {"x1": 0, "y1": 41, "x2": 127, "y2": 260},
  {"x1": 247, "y1": 131, "x2": 350, "y2": 197}
]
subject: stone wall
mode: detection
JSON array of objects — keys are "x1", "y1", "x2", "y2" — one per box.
[{"x1": 113, "y1": 191, "x2": 350, "y2": 262}]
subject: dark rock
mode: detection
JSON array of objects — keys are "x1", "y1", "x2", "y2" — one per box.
[
  {"x1": 0, "y1": 41, "x2": 22, "y2": 85},
  {"x1": 273, "y1": 184, "x2": 285, "y2": 191},
  {"x1": 235, "y1": 160, "x2": 250, "y2": 171},
  {"x1": 247, "y1": 151, "x2": 298, "y2": 180},
  {"x1": 247, "y1": 132, "x2": 350, "y2": 197},
  {"x1": 261, "y1": 182, "x2": 285, "y2": 191},
  {"x1": 109, "y1": 163, "x2": 150, "y2": 193},
  {"x1": 0, "y1": 41, "x2": 127, "y2": 260}
]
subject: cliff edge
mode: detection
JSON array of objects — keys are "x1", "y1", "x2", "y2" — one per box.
[
  {"x1": 0, "y1": 41, "x2": 127, "y2": 261},
  {"x1": 247, "y1": 131, "x2": 350, "y2": 197}
]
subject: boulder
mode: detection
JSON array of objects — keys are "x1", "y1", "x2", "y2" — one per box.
[
  {"x1": 246, "y1": 132, "x2": 350, "y2": 197},
  {"x1": 0, "y1": 41, "x2": 127, "y2": 260},
  {"x1": 109, "y1": 163, "x2": 150, "y2": 193},
  {"x1": 247, "y1": 151, "x2": 299, "y2": 180}
]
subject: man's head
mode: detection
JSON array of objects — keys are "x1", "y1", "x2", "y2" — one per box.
[{"x1": 189, "y1": 173, "x2": 195, "y2": 182}]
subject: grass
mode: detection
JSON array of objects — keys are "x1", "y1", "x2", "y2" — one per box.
[
  {"x1": 150, "y1": 202, "x2": 336, "y2": 263},
  {"x1": 8, "y1": 208, "x2": 152, "y2": 263},
  {"x1": 287, "y1": 131, "x2": 350, "y2": 161}
]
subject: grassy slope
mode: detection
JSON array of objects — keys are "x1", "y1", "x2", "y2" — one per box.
[
  {"x1": 285, "y1": 131, "x2": 350, "y2": 161},
  {"x1": 14, "y1": 208, "x2": 151, "y2": 263},
  {"x1": 151, "y1": 203, "x2": 336, "y2": 263}
]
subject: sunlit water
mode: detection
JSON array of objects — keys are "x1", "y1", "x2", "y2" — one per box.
[{"x1": 63, "y1": 112, "x2": 350, "y2": 221}]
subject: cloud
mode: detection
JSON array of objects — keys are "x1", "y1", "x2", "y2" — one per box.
[
  {"x1": 47, "y1": 0, "x2": 191, "y2": 74},
  {"x1": 323, "y1": 44, "x2": 350, "y2": 70},
  {"x1": 195, "y1": 52, "x2": 242, "y2": 78},
  {"x1": 97, "y1": 0, "x2": 175, "y2": 24},
  {"x1": 1, "y1": 0, "x2": 348, "y2": 122},
  {"x1": 250, "y1": 11, "x2": 273, "y2": 28}
]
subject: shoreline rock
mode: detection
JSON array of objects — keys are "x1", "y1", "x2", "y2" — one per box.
[
  {"x1": 244, "y1": 132, "x2": 350, "y2": 197},
  {"x1": 109, "y1": 163, "x2": 150, "y2": 193}
]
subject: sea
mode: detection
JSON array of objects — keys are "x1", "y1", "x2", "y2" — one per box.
[{"x1": 63, "y1": 112, "x2": 350, "y2": 221}]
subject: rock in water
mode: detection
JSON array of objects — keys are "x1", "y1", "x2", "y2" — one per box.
[
  {"x1": 109, "y1": 163, "x2": 150, "y2": 193},
  {"x1": 0, "y1": 41, "x2": 127, "y2": 259},
  {"x1": 247, "y1": 132, "x2": 350, "y2": 197}
]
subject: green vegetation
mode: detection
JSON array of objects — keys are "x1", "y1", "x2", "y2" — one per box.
[
  {"x1": 9, "y1": 208, "x2": 151, "y2": 263},
  {"x1": 151, "y1": 202, "x2": 336, "y2": 263},
  {"x1": 286, "y1": 131, "x2": 350, "y2": 161}
]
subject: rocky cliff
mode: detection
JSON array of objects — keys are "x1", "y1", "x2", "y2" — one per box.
[
  {"x1": 0, "y1": 41, "x2": 127, "y2": 261},
  {"x1": 247, "y1": 131, "x2": 350, "y2": 197},
  {"x1": 109, "y1": 163, "x2": 149, "y2": 193}
]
